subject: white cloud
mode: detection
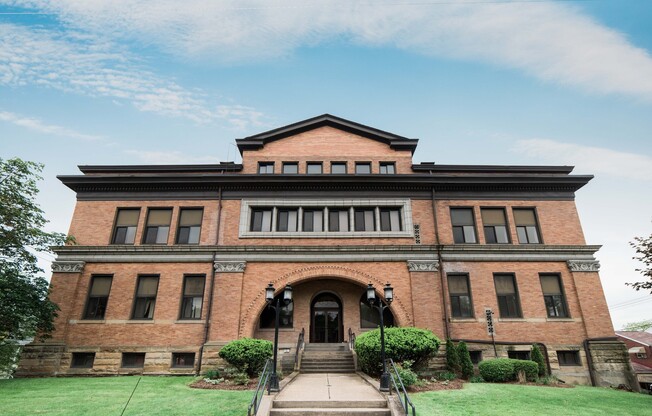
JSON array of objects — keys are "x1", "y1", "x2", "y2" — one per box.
[
  {"x1": 10, "y1": 0, "x2": 652, "y2": 101},
  {"x1": 0, "y1": 110, "x2": 104, "y2": 141},
  {"x1": 512, "y1": 138, "x2": 652, "y2": 181},
  {"x1": 124, "y1": 149, "x2": 222, "y2": 164}
]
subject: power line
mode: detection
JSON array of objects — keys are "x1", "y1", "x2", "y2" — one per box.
[
  {"x1": 609, "y1": 297, "x2": 652, "y2": 311},
  {"x1": 609, "y1": 294, "x2": 651, "y2": 308}
]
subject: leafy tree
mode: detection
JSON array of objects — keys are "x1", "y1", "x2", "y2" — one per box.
[
  {"x1": 0, "y1": 158, "x2": 67, "y2": 373},
  {"x1": 530, "y1": 344, "x2": 547, "y2": 377},
  {"x1": 457, "y1": 341, "x2": 474, "y2": 380},
  {"x1": 445, "y1": 338, "x2": 460, "y2": 374},
  {"x1": 627, "y1": 231, "x2": 652, "y2": 293},
  {"x1": 622, "y1": 319, "x2": 652, "y2": 332}
]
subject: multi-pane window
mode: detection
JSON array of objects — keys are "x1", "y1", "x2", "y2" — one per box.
[
  {"x1": 122, "y1": 353, "x2": 145, "y2": 368},
  {"x1": 258, "y1": 162, "x2": 274, "y2": 174},
  {"x1": 260, "y1": 294, "x2": 293, "y2": 328},
  {"x1": 494, "y1": 274, "x2": 522, "y2": 318},
  {"x1": 448, "y1": 274, "x2": 473, "y2": 318},
  {"x1": 380, "y1": 208, "x2": 402, "y2": 231},
  {"x1": 303, "y1": 209, "x2": 324, "y2": 232},
  {"x1": 112, "y1": 208, "x2": 140, "y2": 244},
  {"x1": 451, "y1": 208, "x2": 477, "y2": 243},
  {"x1": 143, "y1": 208, "x2": 172, "y2": 244},
  {"x1": 482, "y1": 208, "x2": 509, "y2": 244},
  {"x1": 331, "y1": 162, "x2": 347, "y2": 174},
  {"x1": 355, "y1": 162, "x2": 371, "y2": 174},
  {"x1": 328, "y1": 209, "x2": 350, "y2": 232},
  {"x1": 540, "y1": 274, "x2": 568, "y2": 318},
  {"x1": 132, "y1": 275, "x2": 159, "y2": 319},
  {"x1": 513, "y1": 208, "x2": 541, "y2": 244},
  {"x1": 180, "y1": 275, "x2": 205, "y2": 320},
  {"x1": 557, "y1": 351, "x2": 581, "y2": 366},
  {"x1": 83, "y1": 275, "x2": 112, "y2": 319},
  {"x1": 307, "y1": 162, "x2": 322, "y2": 174},
  {"x1": 282, "y1": 162, "x2": 298, "y2": 174},
  {"x1": 251, "y1": 208, "x2": 273, "y2": 232},
  {"x1": 359, "y1": 293, "x2": 395, "y2": 328},
  {"x1": 277, "y1": 208, "x2": 299, "y2": 232},
  {"x1": 354, "y1": 208, "x2": 375, "y2": 231},
  {"x1": 176, "y1": 208, "x2": 202, "y2": 244},
  {"x1": 71, "y1": 352, "x2": 95, "y2": 369},
  {"x1": 379, "y1": 162, "x2": 395, "y2": 174},
  {"x1": 172, "y1": 353, "x2": 195, "y2": 368}
]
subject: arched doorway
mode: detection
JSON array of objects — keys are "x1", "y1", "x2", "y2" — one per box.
[{"x1": 310, "y1": 292, "x2": 343, "y2": 343}]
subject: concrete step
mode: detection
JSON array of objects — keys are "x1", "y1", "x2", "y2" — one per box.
[
  {"x1": 300, "y1": 368, "x2": 356, "y2": 373},
  {"x1": 274, "y1": 400, "x2": 387, "y2": 409},
  {"x1": 304, "y1": 344, "x2": 349, "y2": 351},
  {"x1": 270, "y1": 408, "x2": 390, "y2": 416},
  {"x1": 302, "y1": 357, "x2": 353, "y2": 362},
  {"x1": 300, "y1": 363, "x2": 355, "y2": 368}
]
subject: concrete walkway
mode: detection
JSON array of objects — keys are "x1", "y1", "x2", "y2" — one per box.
[{"x1": 276, "y1": 373, "x2": 385, "y2": 403}]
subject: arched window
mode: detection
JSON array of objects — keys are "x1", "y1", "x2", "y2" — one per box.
[
  {"x1": 359, "y1": 293, "x2": 395, "y2": 328},
  {"x1": 259, "y1": 295, "x2": 293, "y2": 328}
]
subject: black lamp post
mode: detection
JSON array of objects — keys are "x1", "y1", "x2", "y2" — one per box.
[
  {"x1": 265, "y1": 283, "x2": 293, "y2": 393},
  {"x1": 366, "y1": 282, "x2": 393, "y2": 392}
]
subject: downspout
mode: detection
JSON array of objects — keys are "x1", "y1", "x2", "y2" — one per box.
[
  {"x1": 432, "y1": 186, "x2": 449, "y2": 339},
  {"x1": 197, "y1": 186, "x2": 223, "y2": 374}
]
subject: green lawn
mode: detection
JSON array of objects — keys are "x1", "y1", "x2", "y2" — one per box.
[
  {"x1": 411, "y1": 383, "x2": 652, "y2": 416},
  {"x1": 0, "y1": 376, "x2": 252, "y2": 416}
]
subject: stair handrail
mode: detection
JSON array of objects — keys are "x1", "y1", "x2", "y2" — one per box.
[
  {"x1": 247, "y1": 358, "x2": 273, "y2": 416},
  {"x1": 294, "y1": 327, "x2": 305, "y2": 370},
  {"x1": 348, "y1": 327, "x2": 356, "y2": 351},
  {"x1": 385, "y1": 358, "x2": 416, "y2": 416}
]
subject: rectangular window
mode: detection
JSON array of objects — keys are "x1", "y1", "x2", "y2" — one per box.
[
  {"x1": 448, "y1": 274, "x2": 473, "y2": 318},
  {"x1": 132, "y1": 275, "x2": 159, "y2": 320},
  {"x1": 557, "y1": 351, "x2": 581, "y2": 366},
  {"x1": 508, "y1": 351, "x2": 531, "y2": 361},
  {"x1": 451, "y1": 208, "x2": 477, "y2": 243},
  {"x1": 354, "y1": 208, "x2": 375, "y2": 231},
  {"x1": 469, "y1": 351, "x2": 482, "y2": 365},
  {"x1": 282, "y1": 162, "x2": 298, "y2": 174},
  {"x1": 355, "y1": 162, "x2": 371, "y2": 174},
  {"x1": 180, "y1": 275, "x2": 205, "y2": 320},
  {"x1": 250, "y1": 208, "x2": 273, "y2": 232},
  {"x1": 276, "y1": 209, "x2": 298, "y2": 232},
  {"x1": 121, "y1": 352, "x2": 145, "y2": 368},
  {"x1": 143, "y1": 208, "x2": 172, "y2": 244},
  {"x1": 112, "y1": 208, "x2": 140, "y2": 244},
  {"x1": 172, "y1": 353, "x2": 195, "y2": 368},
  {"x1": 494, "y1": 274, "x2": 522, "y2": 318},
  {"x1": 331, "y1": 162, "x2": 347, "y2": 174},
  {"x1": 83, "y1": 275, "x2": 112, "y2": 319},
  {"x1": 379, "y1": 162, "x2": 396, "y2": 174},
  {"x1": 176, "y1": 208, "x2": 202, "y2": 244},
  {"x1": 71, "y1": 352, "x2": 95, "y2": 369},
  {"x1": 258, "y1": 162, "x2": 274, "y2": 174},
  {"x1": 328, "y1": 209, "x2": 350, "y2": 232},
  {"x1": 636, "y1": 352, "x2": 647, "y2": 359},
  {"x1": 540, "y1": 274, "x2": 568, "y2": 318},
  {"x1": 307, "y1": 162, "x2": 322, "y2": 174},
  {"x1": 303, "y1": 209, "x2": 324, "y2": 232},
  {"x1": 482, "y1": 208, "x2": 509, "y2": 244},
  {"x1": 380, "y1": 208, "x2": 402, "y2": 231},
  {"x1": 513, "y1": 208, "x2": 541, "y2": 244}
]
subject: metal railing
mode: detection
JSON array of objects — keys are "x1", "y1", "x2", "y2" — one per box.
[
  {"x1": 294, "y1": 327, "x2": 305, "y2": 370},
  {"x1": 247, "y1": 359, "x2": 272, "y2": 416},
  {"x1": 348, "y1": 327, "x2": 356, "y2": 351},
  {"x1": 386, "y1": 358, "x2": 416, "y2": 416}
]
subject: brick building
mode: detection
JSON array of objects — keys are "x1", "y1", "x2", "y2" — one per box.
[
  {"x1": 616, "y1": 331, "x2": 652, "y2": 390},
  {"x1": 18, "y1": 114, "x2": 635, "y2": 387}
]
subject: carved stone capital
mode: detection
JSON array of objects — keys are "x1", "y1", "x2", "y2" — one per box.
[
  {"x1": 407, "y1": 260, "x2": 440, "y2": 272},
  {"x1": 51, "y1": 261, "x2": 85, "y2": 273},
  {"x1": 567, "y1": 260, "x2": 600, "y2": 272},
  {"x1": 214, "y1": 261, "x2": 246, "y2": 273}
]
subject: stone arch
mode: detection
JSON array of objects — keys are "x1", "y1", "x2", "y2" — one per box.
[{"x1": 239, "y1": 264, "x2": 413, "y2": 338}]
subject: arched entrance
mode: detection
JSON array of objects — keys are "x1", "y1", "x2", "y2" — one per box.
[{"x1": 310, "y1": 292, "x2": 343, "y2": 343}]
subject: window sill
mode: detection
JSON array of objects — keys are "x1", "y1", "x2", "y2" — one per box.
[
  {"x1": 174, "y1": 320, "x2": 205, "y2": 324},
  {"x1": 497, "y1": 318, "x2": 525, "y2": 322},
  {"x1": 545, "y1": 317, "x2": 574, "y2": 322},
  {"x1": 449, "y1": 318, "x2": 477, "y2": 323},
  {"x1": 126, "y1": 320, "x2": 156, "y2": 324},
  {"x1": 73, "y1": 319, "x2": 106, "y2": 324}
]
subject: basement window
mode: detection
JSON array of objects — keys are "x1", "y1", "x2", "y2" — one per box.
[
  {"x1": 71, "y1": 352, "x2": 95, "y2": 369},
  {"x1": 557, "y1": 351, "x2": 581, "y2": 366},
  {"x1": 122, "y1": 353, "x2": 146, "y2": 368}
]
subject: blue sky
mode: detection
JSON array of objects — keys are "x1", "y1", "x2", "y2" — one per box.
[{"x1": 1, "y1": 0, "x2": 651, "y2": 329}]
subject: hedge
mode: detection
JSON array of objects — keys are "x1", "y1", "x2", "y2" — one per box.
[
  {"x1": 479, "y1": 358, "x2": 515, "y2": 382},
  {"x1": 512, "y1": 360, "x2": 538, "y2": 382},
  {"x1": 354, "y1": 327, "x2": 441, "y2": 376},
  {"x1": 218, "y1": 338, "x2": 273, "y2": 376}
]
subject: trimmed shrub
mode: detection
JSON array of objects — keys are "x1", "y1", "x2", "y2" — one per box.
[
  {"x1": 355, "y1": 327, "x2": 440, "y2": 376},
  {"x1": 478, "y1": 358, "x2": 515, "y2": 382},
  {"x1": 530, "y1": 344, "x2": 547, "y2": 377},
  {"x1": 457, "y1": 341, "x2": 474, "y2": 380},
  {"x1": 469, "y1": 375, "x2": 485, "y2": 383},
  {"x1": 512, "y1": 360, "x2": 538, "y2": 382},
  {"x1": 395, "y1": 362, "x2": 418, "y2": 388},
  {"x1": 445, "y1": 338, "x2": 460, "y2": 373},
  {"x1": 203, "y1": 368, "x2": 221, "y2": 379},
  {"x1": 218, "y1": 338, "x2": 273, "y2": 376}
]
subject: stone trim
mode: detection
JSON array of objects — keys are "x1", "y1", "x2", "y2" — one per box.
[
  {"x1": 214, "y1": 261, "x2": 246, "y2": 273},
  {"x1": 51, "y1": 261, "x2": 85, "y2": 273},
  {"x1": 407, "y1": 260, "x2": 439, "y2": 272},
  {"x1": 567, "y1": 260, "x2": 600, "y2": 272}
]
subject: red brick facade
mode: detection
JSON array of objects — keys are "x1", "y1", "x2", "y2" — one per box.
[{"x1": 17, "y1": 115, "x2": 635, "y2": 387}]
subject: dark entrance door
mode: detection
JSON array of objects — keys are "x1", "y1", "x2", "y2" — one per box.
[{"x1": 311, "y1": 293, "x2": 342, "y2": 343}]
